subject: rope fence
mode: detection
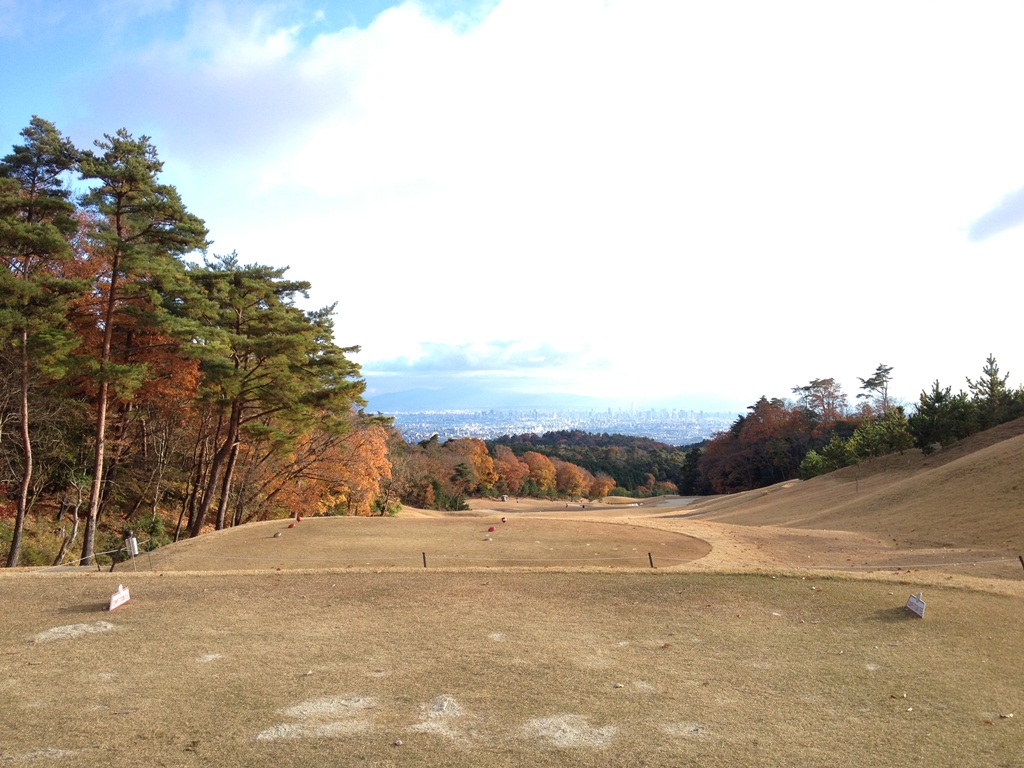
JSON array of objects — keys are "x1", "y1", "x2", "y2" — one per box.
[
  {"x1": 29, "y1": 538, "x2": 156, "y2": 574},
  {"x1": 24, "y1": 539, "x2": 1024, "y2": 576},
  {"x1": 96, "y1": 550, "x2": 1024, "y2": 575}
]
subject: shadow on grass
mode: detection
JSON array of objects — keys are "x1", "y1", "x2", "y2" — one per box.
[
  {"x1": 872, "y1": 606, "x2": 921, "y2": 623},
  {"x1": 58, "y1": 602, "x2": 113, "y2": 615}
]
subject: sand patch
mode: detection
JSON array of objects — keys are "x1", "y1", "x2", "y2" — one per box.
[
  {"x1": 281, "y1": 695, "x2": 377, "y2": 720},
  {"x1": 196, "y1": 653, "x2": 223, "y2": 663},
  {"x1": 256, "y1": 695, "x2": 377, "y2": 741},
  {"x1": 410, "y1": 694, "x2": 467, "y2": 740},
  {"x1": 521, "y1": 715, "x2": 617, "y2": 748},
  {"x1": 31, "y1": 622, "x2": 115, "y2": 644},
  {"x1": 255, "y1": 720, "x2": 370, "y2": 740}
]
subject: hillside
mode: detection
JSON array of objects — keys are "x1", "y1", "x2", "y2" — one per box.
[{"x1": 681, "y1": 417, "x2": 1024, "y2": 555}]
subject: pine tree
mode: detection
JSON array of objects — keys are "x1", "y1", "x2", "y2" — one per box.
[
  {"x1": 908, "y1": 380, "x2": 977, "y2": 453},
  {"x1": 857, "y1": 363, "x2": 894, "y2": 415},
  {"x1": 0, "y1": 117, "x2": 80, "y2": 567},
  {"x1": 76, "y1": 129, "x2": 207, "y2": 564},
  {"x1": 184, "y1": 255, "x2": 363, "y2": 535},
  {"x1": 966, "y1": 354, "x2": 1010, "y2": 430}
]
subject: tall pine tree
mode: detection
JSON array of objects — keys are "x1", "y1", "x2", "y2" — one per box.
[
  {"x1": 184, "y1": 255, "x2": 364, "y2": 536},
  {"x1": 76, "y1": 130, "x2": 207, "y2": 564},
  {"x1": 0, "y1": 117, "x2": 80, "y2": 567}
]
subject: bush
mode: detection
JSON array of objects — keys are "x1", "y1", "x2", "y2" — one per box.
[{"x1": 139, "y1": 513, "x2": 172, "y2": 551}]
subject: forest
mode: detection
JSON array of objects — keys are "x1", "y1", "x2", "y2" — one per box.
[{"x1": 4, "y1": 117, "x2": 1024, "y2": 568}]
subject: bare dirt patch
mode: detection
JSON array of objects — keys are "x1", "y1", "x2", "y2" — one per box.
[
  {"x1": 521, "y1": 714, "x2": 617, "y2": 748},
  {"x1": 256, "y1": 696, "x2": 378, "y2": 741},
  {"x1": 31, "y1": 621, "x2": 116, "y2": 644}
]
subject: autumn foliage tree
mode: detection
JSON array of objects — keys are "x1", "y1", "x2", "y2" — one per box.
[
  {"x1": 445, "y1": 438, "x2": 498, "y2": 494},
  {"x1": 249, "y1": 416, "x2": 391, "y2": 519},
  {"x1": 698, "y1": 397, "x2": 813, "y2": 493},
  {"x1": 587, "y1": 472, "x2": 617, "y2": 499},
  {"x1": 492, "y1": 444, "x2": 529, "y2": 496},
  {"x1": 521, "y1": 451, "x2": 557, "y2": 496},
  {"x1": 554, "y1": 458, "x2": 590, "y2": 498},
  {"x1": 791, "y1": 377, "x2": 848, "y2": 435}
]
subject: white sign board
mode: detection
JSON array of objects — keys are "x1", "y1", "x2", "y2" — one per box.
[
  {"x1": 108, "y1": 584, "x2": 131, "y2": 611},
  {"x1": 905, "y1": 592, "x2": 925, "y2": 618}
]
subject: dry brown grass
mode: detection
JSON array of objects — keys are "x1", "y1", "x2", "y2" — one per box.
[{"x1": 2, "y1": 423, "x2": 1023, "y2": 767}]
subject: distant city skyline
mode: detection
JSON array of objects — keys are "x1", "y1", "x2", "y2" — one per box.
[{"x1": 388, "y1": 406, "x2": 737, "y2": 446}]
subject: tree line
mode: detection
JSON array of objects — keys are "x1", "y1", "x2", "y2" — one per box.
[{"x1": 700, "y1": 360, "x2": 1024, "y2": 494}]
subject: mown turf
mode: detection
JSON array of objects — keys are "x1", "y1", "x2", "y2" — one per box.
[
  {"x1": 1, "y1": 569, "x2": 1020, "y2": 767},
  {"x1": 4, "y1": 422, "x2": 1023, "y2": 766}
]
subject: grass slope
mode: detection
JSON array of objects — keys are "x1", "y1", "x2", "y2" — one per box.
[{"x1": 685, "y1": 418, "x2": 1024, "y2": 555}]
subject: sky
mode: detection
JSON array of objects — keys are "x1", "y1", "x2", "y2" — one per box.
[{"x1": 3, "y1": 0, "x2": 1023, "y2": 414}]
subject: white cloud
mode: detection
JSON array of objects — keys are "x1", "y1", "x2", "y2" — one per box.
[{"x1": 20, "y1": 0, "x2": 1024, "y2": 408}]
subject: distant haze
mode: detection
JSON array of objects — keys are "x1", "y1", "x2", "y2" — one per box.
[{"x1": 364, "y1": 381, "x2": 743, "y2": 414}]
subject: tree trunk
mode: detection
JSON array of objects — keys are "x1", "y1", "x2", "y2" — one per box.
[
  {"x1": 177, "y1": 425, "x2": 210, "y2": 540},
  {"x1": 52, "y1": 486, "x2": 84, "y2": 567},
  {"x1": 80, "y1": 259, "x2": 119, "y2": 566},
  {"x1": 189, "y1": 402, "x2": 240, "y2": 537},
  {"x1": 215, "y1": 441, "x2": 240, "y2": 530},
  {"x1": 5, "y1": 329, "x2": 32, "y2": 567},
  {"x1": 80, "y1": 377, "x2": 109, "y2": 565}
]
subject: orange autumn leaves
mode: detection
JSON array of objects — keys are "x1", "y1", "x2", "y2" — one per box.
[
  {"x1": 402, "y1": 439, "x2": 615, "y2": 509},
  {"x1": 271, "y1": 421, "x2": 393, "y2": 518}
]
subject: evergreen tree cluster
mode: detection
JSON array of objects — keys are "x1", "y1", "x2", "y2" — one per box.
[{"x1": 1, "y1": 118, "x2": 379, "y2": 567}]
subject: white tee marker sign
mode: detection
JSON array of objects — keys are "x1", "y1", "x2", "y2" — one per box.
[
  {"x1": 108, "y1": 584, "x2": 131, "y2": 612},
  {"x1": 905, "y1": 592, "x2": 925, "y2": 618}
]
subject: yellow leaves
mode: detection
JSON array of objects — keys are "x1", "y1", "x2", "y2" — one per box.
[
  {"x1": 493, "y1": 445, "x2": 529, "y2": 495},
  {"x1": 247, "y1": 418, "x2": 393, "y2": 519},
  {"x1": 522, "y1": 451, "x2": 557, "y2": 494}
]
